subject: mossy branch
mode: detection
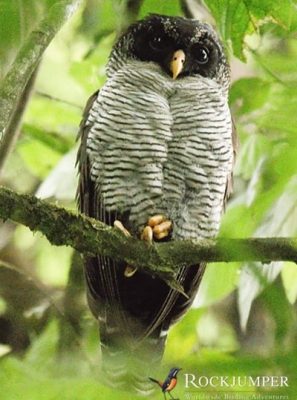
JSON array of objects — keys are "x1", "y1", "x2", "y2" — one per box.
[{"x1": 0, "y1": 186, "x2": 296, "y2": 286}]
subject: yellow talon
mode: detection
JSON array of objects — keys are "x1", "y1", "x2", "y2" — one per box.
[
  {"x1": 153, "y1": 220, "x2": 172, "y2": 235},
  {"x1": 154, "y1": 230, "x2": 169, "y2": 240},
  {"x1": 114, "y1": 220, "x2": 130, "y2": 237},
  {"x1": 124, "y1": 265, "x2": 137, "y2": 278},
  {"x1": 114, "y1": 221, "x2": 137, "y2": 278},
  {"x1": 143, "y1": 215, "x2": 172, "y2": 241},
  {"x1": 148, "y1": 215, "x2": 165, "y2": 227},
  {"x1": 141, "y1": 226, "x2": 153, "y2": 243}
]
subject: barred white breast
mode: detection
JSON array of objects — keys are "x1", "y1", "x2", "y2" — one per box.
[{"x1": 86, "y1": 60, "x2": 233, "y2": 239}]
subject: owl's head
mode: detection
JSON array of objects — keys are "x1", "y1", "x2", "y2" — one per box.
[{"x1": 107, "y1": 14, "x2": 230, "y2": 89}]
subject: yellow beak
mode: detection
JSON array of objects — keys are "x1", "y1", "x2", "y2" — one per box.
[{"x1": 170, "y1": 50, "x2": 186, "y2": 80}]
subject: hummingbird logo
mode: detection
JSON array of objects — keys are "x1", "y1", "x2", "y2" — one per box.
[{"x1": 149, "y1": 367, "x2": 182, "y2": 399}]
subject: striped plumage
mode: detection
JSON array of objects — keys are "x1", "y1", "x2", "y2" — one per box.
[{"x1": 77, "y1": 14, "x2": 235, "y2": 394}]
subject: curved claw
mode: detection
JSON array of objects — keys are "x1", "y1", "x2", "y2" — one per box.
[
  {"x1": 114, "y1": 220, "x2": 130, "y2": 237},
  {"x1": 114, "y1": 220, "x2": 137, "y2": 278},
  {"x1": 141, "y1": 226, "x2": 153, "y2": 243},
  {"x1": 124, "y1": 265, "x2": 137, "y2": 277}
]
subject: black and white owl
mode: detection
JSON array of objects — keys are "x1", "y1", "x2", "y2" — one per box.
[{"x1": 77, "y1": 14, "x2": 236, "y2": 394}]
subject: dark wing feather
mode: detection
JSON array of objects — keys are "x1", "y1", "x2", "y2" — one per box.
[
  {"x1": 77, "y1": 91, "x2": 129, "y2": 331},
  {"x1": 77, "y1": 92, "x2": 179, "y2": 345},
  {"x1": 77, "y1": 90, "x2": 100, "y2": 217}
]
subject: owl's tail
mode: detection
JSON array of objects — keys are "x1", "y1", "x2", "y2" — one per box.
[{"x1": 99, "y1": 321, "x2": 167, "y2": 396}]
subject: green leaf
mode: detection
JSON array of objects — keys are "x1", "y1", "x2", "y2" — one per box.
[
  {"x1": 281, "y1": 262, "x2": 297, "y2": 304},
  {"x1": 195, "y1": 263, "x2": 240, "y2": 307},
  {"x1": 220, "y1": 204, "x2": 259, "y2": 238},
  {"x1": 248, "y1": 0, "x2": 293, "y2": 29},
  {"x1": 35, "y1": 241, "x2": 73, "y2": 287},
  {"x1": 25, "y1": 320, "x2": 59, "y2": 368},
  {"x1": 13, "y1": 225, "x2": 73, "y2": 286},
  {"x1": 139, "y1": 0, "x2": 182, "y2": 18},
  {"x1": 261, "y1": 280, "x2": 292, "y2": 343},
  {"x1": 259, "y1": 86, "x2": 297, "y2": 139},
  {"x1": 35, "y1": 44, "x2": 87, "y2": 106},
  {"x1": 70, "y1": 34, "x2": 114, "y2": 92},
  {"x1": 238, "y1": 261, "x2": 283, "y2": 330},
  {"x1": 230, "y1": 78, "x2": 271, "y2": 115},
  {"x1": 22, "y1": 124, "x2": 73, "y2": 154},
  {"x1": 235, "y1": 133, "x2": 271, "y2": 180},
  {"x1": 238, "y1": 176, "x2": 297, "y2": 329},
  {"x1": 24, "y1": 96, "x2": 81, "y2": 134},
  {"x1": 165, "y1": 309, "x2": 203, "y2": 360},
  {"x1": 197, "y1": 311, "x2": 239, "y2": 351},
  {"x1": 17, "y1": 138, "x2": 61, "y2": 179},
  {"x1": 204, "y1": 0, "x2": 295, "y2": 59},
  {"x1": 204, "y1": 0, "x2": 250, "y2": 58}
]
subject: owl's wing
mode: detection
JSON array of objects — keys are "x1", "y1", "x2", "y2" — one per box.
[
  {"x1": 77, "y1": 90, "x2": 99, "y2": 216},
  {"x1": 77, "y1": 90, "x2": 176, "y2": 344},
  {"x1": 77, "y1": 90, "x2": 127, "y2": 321},
  {"x1": 223, "y1": 118, "x2": 238, "y2": 207}
]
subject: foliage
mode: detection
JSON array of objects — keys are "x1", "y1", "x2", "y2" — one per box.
[{"x1": 0, "y1": 0, "x2": 296, "y2": 399}]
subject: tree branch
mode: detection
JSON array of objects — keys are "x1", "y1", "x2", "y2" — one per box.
[
  {"x1": 0, "y1": 0, "x2": 81, "y2": 141},
  {"x1": 180, "y1": 0, "x2": 195, "y2": 18},
  {"x1": 0, "y1": 186, "x2": 296, "y2": 287},
  {"x1": 180, "y1": 0, "x2": 214, "y2": 22},
  {"x1": 0, "y1": 67, "x2": 39, "y2": 176}
]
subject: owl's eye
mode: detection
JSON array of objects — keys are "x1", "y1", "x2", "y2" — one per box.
[
  {"x1": 149, "y1": 36, "x2": 171, "y2": 51},
  {"x1": 192, "y1": 45, "x2": 210, "y2": 64}
]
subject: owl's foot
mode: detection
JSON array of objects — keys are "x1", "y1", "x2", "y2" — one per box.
[
  {"x1": 140, "y1": 225, "x2": 153, "y2": 243},
  {"x1": 147, "y1": 215, "x2": 172, "y2": 240},
  {"x1": 123, "y1": 265, "x2": 137, "y2": 277},
  {"x1": 114, "y1": 220, "x2": 137, "y2": 278},
  {"x1": 114, "y1": 220, "x2": 130, "y2": 237},
  {"x1": 114, "y1": 216, "x2": 172, "y2": 278}
]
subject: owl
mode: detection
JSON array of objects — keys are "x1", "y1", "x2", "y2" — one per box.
[{"x1": 77, "y1": 14, "x2": 235, "y2": 394}]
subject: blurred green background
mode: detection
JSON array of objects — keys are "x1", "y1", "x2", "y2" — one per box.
[{"x1": 0, "y1": 0, "x2": 297, "y2": 399}]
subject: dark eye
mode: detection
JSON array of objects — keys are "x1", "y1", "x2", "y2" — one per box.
[
  {"x1": 192, "y1": 45, "x2": 210, "y2": 64},
  {"x1": 149, "y1": 36, "x2": 171, "y2": 51}
]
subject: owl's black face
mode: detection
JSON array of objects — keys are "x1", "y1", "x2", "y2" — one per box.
[
  {"x1": 132, "y1": 15, "x2": 221, "y2": 80},
  {"x1": 108, "y1": 14, "x2": 229, "y2": 87}
]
